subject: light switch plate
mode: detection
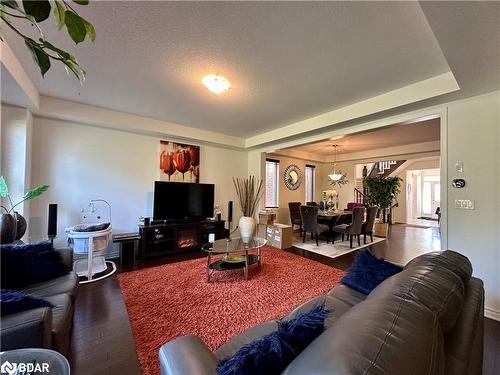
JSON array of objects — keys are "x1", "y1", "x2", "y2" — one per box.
[
  {"x1": 454, "y1": 199, "x2": 475, "y2": 210},
  {"x1": 455, "y1": 162, "x2": 464, "y2": 173}
]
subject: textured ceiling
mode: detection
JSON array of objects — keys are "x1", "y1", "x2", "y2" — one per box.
[
  {"x1": 2, "y1": 1, "x2": 451, "y2": 137},
  {"x1": 288, "y1": 118, "x2": 440, "y2": 155}
]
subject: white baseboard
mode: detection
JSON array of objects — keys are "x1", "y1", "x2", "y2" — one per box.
[{"x1": 484, "y1": 306, "x2": 500, "y2": 321}]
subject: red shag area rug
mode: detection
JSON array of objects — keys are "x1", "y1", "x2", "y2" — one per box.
[{"x1": 118, "y1": 246, "x2": 345, "y2": 375}]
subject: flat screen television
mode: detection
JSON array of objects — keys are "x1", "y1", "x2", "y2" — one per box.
[{"x1": 153, "y1": 181, "x2": 214, "y2": 221}]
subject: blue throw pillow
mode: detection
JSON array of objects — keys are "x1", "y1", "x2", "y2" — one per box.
[
  {"x1": 217, "y1": 304, "x2": 329, "y2": 375},
  {"x1": 1, "y1": 241, "x2": 67, "y2": 288},
  {"x1": 1, "y1": 289, "x2": 53, "y2": 316},
  {"x1": 341, "y1": 250, "x2": 403, "y2": 295}
]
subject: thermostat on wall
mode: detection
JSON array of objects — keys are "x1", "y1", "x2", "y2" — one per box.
[{"x1": 452, "y1": 178, "x2": 466, "y2": 188}]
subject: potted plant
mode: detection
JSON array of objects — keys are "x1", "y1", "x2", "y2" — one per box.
[
  {"x1": 363, "y1": 175, "x2": 402, "y2": 237},
  {"x1": 233, "y1": 176, "x2": 264, "y2": 240},
  {"x1": 0, "y1": 176, "x2": 49, "y2": 243}
]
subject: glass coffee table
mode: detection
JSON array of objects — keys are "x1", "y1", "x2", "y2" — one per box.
[{"x1": 202, "y1": 237, "x2": 267, "y2": 282}]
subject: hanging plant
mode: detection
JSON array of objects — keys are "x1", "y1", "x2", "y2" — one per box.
[{"x1": 0, "y1": 0, "x2": 96, "y2": 82}]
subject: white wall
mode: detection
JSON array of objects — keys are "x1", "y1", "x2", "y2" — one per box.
[
  {"x1": 446, "y1": 92, "x2": 500, "y2": 319},
  {"x1": 29, "y1": 117, "x2": 248, "y2": 254}
]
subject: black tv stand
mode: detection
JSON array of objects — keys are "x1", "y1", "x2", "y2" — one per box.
[
  {"x1": 139, "y1": 220, "x2": 227, "y2": 259},
  {"x1": 151, "y1": 217, "x2": 215, "y2": 225}
]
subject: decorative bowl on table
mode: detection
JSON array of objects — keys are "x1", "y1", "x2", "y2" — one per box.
[{"x1": 222, "y1": 255, "x2": 245, "y2": 263}]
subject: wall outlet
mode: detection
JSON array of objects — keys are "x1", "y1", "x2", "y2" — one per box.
[{"x1": 454, "y1": 199, "x2": 475, "y2": 210}]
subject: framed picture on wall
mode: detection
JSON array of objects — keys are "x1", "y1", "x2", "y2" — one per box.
[{"x1": 159, "y1": 140, "x2": 200, "y2": 182}]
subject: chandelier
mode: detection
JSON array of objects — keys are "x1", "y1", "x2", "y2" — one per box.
[{"x1": 328, "y1": 145, "x2": 348, "y2": 187}]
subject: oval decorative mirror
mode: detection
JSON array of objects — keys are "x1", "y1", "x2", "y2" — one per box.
[{"x1": 284, "y1": 164, "x2": 302, "y2": 190}]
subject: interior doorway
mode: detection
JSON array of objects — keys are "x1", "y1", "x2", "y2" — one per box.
[
  {"x1": 259, "y1": 111, "x2": 446, "y2": 245},
  {"x1": 406, "y1": 168, "x2": 440, "y2": 227}
]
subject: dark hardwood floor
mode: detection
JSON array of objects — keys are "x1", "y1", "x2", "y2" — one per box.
[{"x1": 69, "y1": 225, "x2": 499, "y2": 375}]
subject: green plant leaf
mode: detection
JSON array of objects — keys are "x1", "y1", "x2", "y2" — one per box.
[
  {"x1": 53, "y1": 1, "x2": 65, "y2": 29},
  {"x1": 64, "y1": 59, "x2": 85, "y2": 82},
  {"x1": 1, "y1": 0, "x2": 21, "y2": 11},
  {"x1": 363, "y1": 175, "x2": 401, "y2": 209},
  {"x1": 25, "y1": 40, "x2": 51, "y2": 76},
  {"x1": 43, "y1": 42, "x2": 85, "y2": 82},
  {"x1": 65, "y1": 10, "x2": 86, "y2": 44},
  {"x1": 40, "y1": 39, "x2": 71, "y2": 60},
  {"x1": 22, "y1": 184, "x2": 49, "y2": 200},
  {"x1": 22, "y1": 0, "x2": 50, "y2": 22},
  {"x1": 83, "y1": 19, "x2": 95, "y2": 42},
  {"x1": 0, "y1": 176, "x2": 9, "y2": 197},
  {"x1": 73, "y1": 0, "x2": 89, "y2": 5},
  {"x1": 0, "y1": 5, "x2": 10, "y2": 22}
]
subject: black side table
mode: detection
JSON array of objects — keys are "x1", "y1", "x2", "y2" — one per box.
[{"x1": 113, "y1": 233, "x2": 140, "y2": 265}]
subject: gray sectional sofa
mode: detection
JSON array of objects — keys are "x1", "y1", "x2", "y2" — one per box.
[
  {"x1": 159, "y1": 250, "x2": 484, "y2": 375},
  {"x1": 1, "y1": 248, "x2": 79, "y2": 355}
]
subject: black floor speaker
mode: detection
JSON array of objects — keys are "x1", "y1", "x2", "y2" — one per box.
[
  {"x1": 228, "y1": 201, "x2": 233, "y2": 225},
  {"x1": 48, "y1": 204, "x2": 58, "y2": 237}
]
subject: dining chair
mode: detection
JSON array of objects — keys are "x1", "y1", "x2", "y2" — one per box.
[
  {"x1": 288, "y1": 202, "x2": 303, "y2": 236},
  {"x1": 306, "y1": 202, "x2": 318, "y2": 206},
  {"x1": 300, "y1": 205, "x2": 330, "y2": 246},
  {"x1": 361, "y1": 206, "x2": 378, "y2": 244},
  {"x1": 334, "y1": 211, "x2": 352, "y2": 226},
  {"x1": 332, "y1": 207, "x2": 365, "y2": 248}
]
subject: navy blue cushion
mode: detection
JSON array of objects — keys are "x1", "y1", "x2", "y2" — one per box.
[
  {"x1": 1, "y1": 241, "x2": 67, "y2": 288},
  {"x1": 341, "y1": 250, "x2": 403, "y2": 295},
  {"x1": 1, "y1": 289, "x2": 53, "y2": 316},
  {"x1": 217, "y1": 304, "x2": 329, "y2": 375}
]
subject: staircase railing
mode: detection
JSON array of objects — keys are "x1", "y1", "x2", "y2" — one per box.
[
  {"x1": 354, "y1": 188, "x2": 367, "y2": 205},
  {"x1": 387, "y1": 201, "x2": 399, "y2": 225}
]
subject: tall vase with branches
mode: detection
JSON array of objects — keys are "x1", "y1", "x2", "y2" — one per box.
[{"x1": 233, "y1": 176, "x2": 264, "y2": 239}]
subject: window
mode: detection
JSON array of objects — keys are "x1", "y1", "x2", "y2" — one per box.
[
  {"x1": 265, "y1": 159, "x2": 279, "y2": 207},
  {"x1": 305, "y1": 164, "x2": 315, "y2": 203}
]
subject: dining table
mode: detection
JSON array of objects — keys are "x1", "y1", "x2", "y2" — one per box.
[{"x1": 317, "y1": 210, "x2": 353, "y2": 233}]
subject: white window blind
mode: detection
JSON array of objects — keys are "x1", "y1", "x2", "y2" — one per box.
[
  {"x1": 305, "y1": 165, "x2": 315, "y2": 203},
  {"x1": 265, "y1": 159, "x2": 279, "y2": 207}
]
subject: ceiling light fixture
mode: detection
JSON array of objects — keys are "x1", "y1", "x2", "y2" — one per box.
[
  {"x1": 328, "y1": 145, "x2": 348, "y2": 187},
  {"x1": 202, "y1": 74, "x2": 230, "y2": 94},
  {"x1": 329, "y1": 135, "x2": 345, "y2": 141}
]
